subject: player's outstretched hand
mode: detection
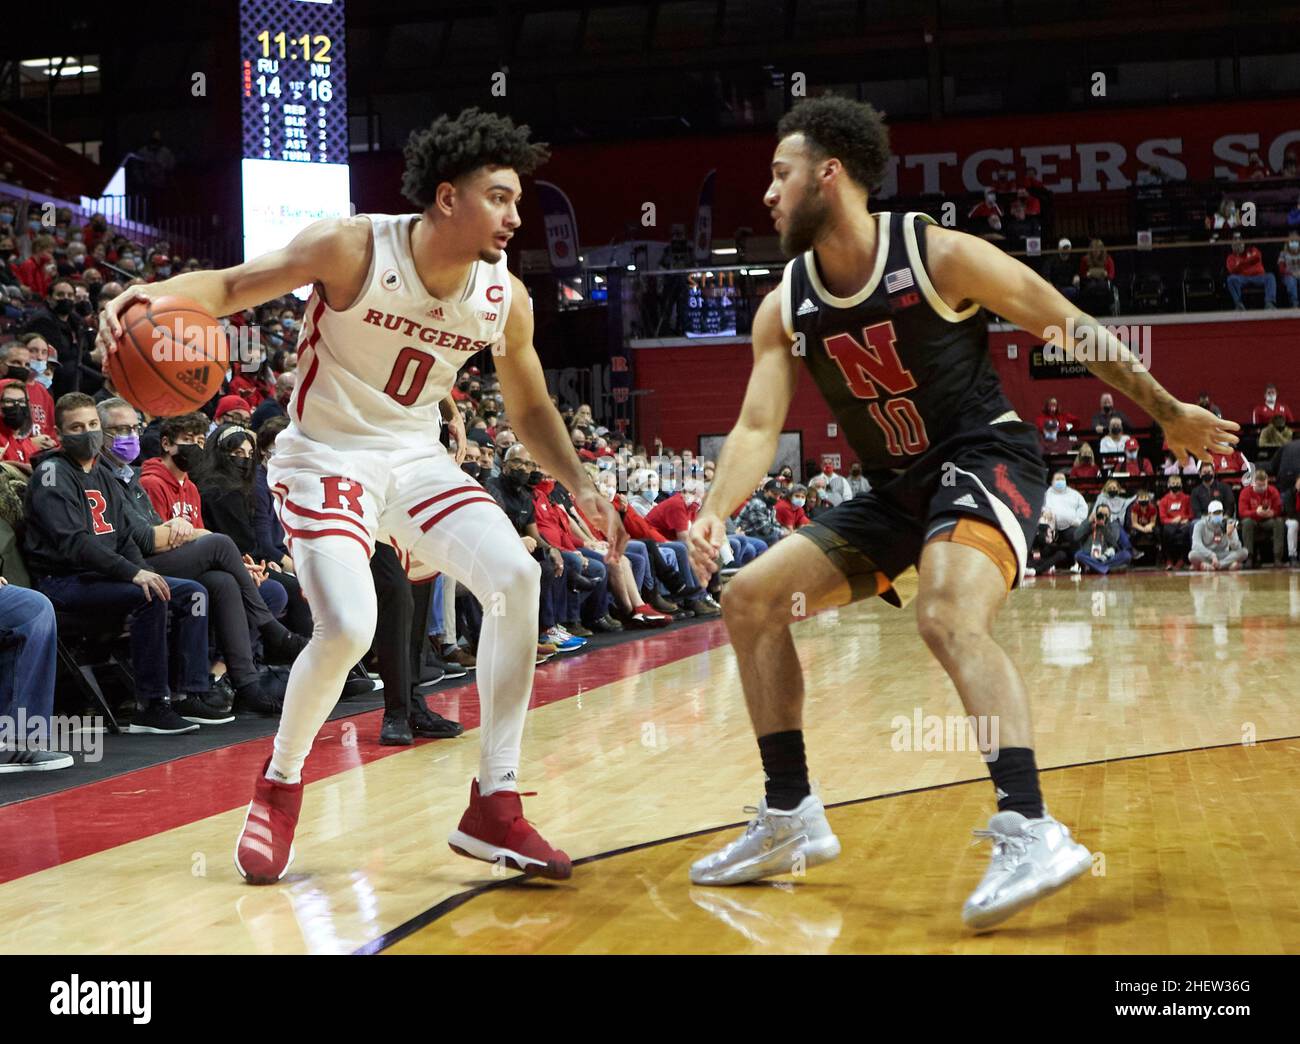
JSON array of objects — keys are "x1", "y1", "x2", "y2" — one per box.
[
  {"x1": 688, "y1": 514, "x2": 728, "y2": 580},
  {"x1": 577, "y1": 488, "x2": 627, "y2": 564},
  {"x1": 95, "y1": 286, "x2": 152, "y2": 357},
  {"x1": 1162, "y1": 402, "x2": 1240, "y2": 462}
]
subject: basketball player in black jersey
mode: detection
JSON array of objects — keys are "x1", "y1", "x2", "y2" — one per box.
[{"x1": 687, "y1": 97, "x2": 1238, "y2": 928}]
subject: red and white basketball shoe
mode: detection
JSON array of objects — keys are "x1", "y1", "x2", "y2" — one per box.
[
  {"x1": 448, "y1": 779, "x2": 572, "y2": 879},
  {"x1": 234, "y1": 757, "x2": 303, "y2": 884}
]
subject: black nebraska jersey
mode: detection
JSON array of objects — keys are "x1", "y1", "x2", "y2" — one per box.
[{"x1": 781, "y1": 211, "x2": 1016, "y2": 473}]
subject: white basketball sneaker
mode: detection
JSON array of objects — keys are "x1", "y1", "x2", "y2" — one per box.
[
  {"x1": 690, "y1": 795, "x2": 841, "y2": 886},
  {"x1": 962, "y1": 810, "x2": 1092, "y2": 929}
]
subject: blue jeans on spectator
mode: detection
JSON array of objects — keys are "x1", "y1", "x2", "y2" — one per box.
[
  {"x1": 537, "y1": 553, "x2": 563, "y2": 633},
  {"x1": 1282, "y1": 274, "x2": 1299, "y2": 307},
  {"x1": 655, "y1": 541, "x2": 703, "y2": 599},
  {"x1": 428, "y1": 573, "x2": 444, "y2": 637},
  {"x1": 257, "y1": 577, "x2": 287, "y2": 619},
  {"x1": 37, "y1": 573, "x2": 211, "y2": 705},
  {"x1": 1073, "y1": 548, "x2": 1132, "y2": 575},
  {"x1": 1226, "y1": 272, "x2": 1277, "y2": 307},
  {"x1": 575, "y1": 547, "x2": 612, "y2": 622},
  {"x1": 728, "y1": 534, "x2": 767, "y2": 565},
  {"x1": 0, "y1": 585, "x2": 58, "y2": 727},
  {"x1": 622, "y1": 540, "x2": 650, "y2": 594},
  {"x1": 559, "y1": 549, "x2": 607, "y2": 623}
]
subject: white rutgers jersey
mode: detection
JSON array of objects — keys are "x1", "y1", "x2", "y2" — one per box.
[{"x1": 287, "y1": 213, "x2": 512, "y2": 453}]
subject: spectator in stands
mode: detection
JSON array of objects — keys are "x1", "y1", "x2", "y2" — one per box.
[
  {"x1": 24, "y1": 392, "x2": 213, "y2": 734},
  {"x1": 641, "y1": 480, "x2": 721, "y2": 617},
  {"x1": 0, "y1": 575, "x2": 70, "y2": 771},
  {"x1": 23, "y1": 278, "x2": 99, "y2": 398},
  {"x1": 1277, "y1": 231, "x2": 1300, "y2": 308},
  {"x1": 1070, "y1": 442, "x2": 1099, "y2": 479},
  {"x1": 570, "y1": 427, "x2": 598, "y2": 463},
  {"x1": 775, "y1": 485, "x2": 812, "y2": 530},
  {"x1": 1024, "y1": 506, "x2": 1071, "y2": 578},
  {"x1": 251, "y1": 371, "x2": 293, "y2": 431},
  {"x1": 1158, "y1": 474, "x2": 1193, "y2": 568},
  {"x1": 1039, "y1": 416, "x2": 1075, "y2": 455},
  {"x1": 980, "y1": 216, "x2": 1007, "y2": 244},
  {"x1": 10, "y1": 336, "x2": 58, "y2": 434},
  {"x1": 1225, "y1": 232, "x2": 1277, "y2": 310},
  {"x1": 967, "y1": 189, "x2": 1003, "y2": 230},
  {"x1": 1135, "y1": 164, "x2": 1165, "y2": 186},
  {"x1": 1289, "y1": 194, "x2": 1300, "y2": 229},
  {"x1": 1208, "y1": 443, "x2": 1248, "y2": 478},
  {"x1": 1003, "y1": 198, "x2": 1040, "y2": 251},
  {"x1": 738, "y1": 479, "x2": 788, "y2": 548},
  {"x1": 1162, "y1": 449, "x2": 1200, "y2": 475},
  {"x1": 1075, "y1": 240, "x2": 1116, "y2": 315},
  {"x1": 809, "y1": 460, "x2": 851, "y2": 506},
  {"x1": 1045, "y1": 239, "x2": 1077, "y2": 300},
  {"x1": 1099, "y1": 417, "x2": 1128, "y2": 455},
  {"x1": 1238, "y1": 468, "x2": 1285, "y2": 568},
  {"x1": 1189, "y1": 501, "x2": 1246, "y2": 571},
  {"x1": 228, "y1": 345, "x2": 275, "y2": 410},
  {"x1": 1192, "y1": 462, "x2": 1236, "y2": 518},
  {"x1": 1091, "y1": 393, "x2": 1131, "y2": 436},
  {"x1": 530, "y1": 465, "x2": 615, "y2": 636},
  {"x1": 105, "y1": 403, "x2": 303, "y2": 716},
  {"x1": 1206, "y1": 198, "x2": 1240, "y2": 242},
  {"x1": 213, "y1": 394, "x2": 252, "y2": 430},
  {"x1": 1072, "y1": 502, "x2": 1132, "y2": 575},
  {"x1": 485, "y1": 444, "x2": 588, "y2": 652},
  {"x1": 0, "y1": 379, "x2": 56, "y2": 471},
  {"x1": 628, "y1": 467, "x2": 661, "y2": 516},
  {"x1": 846, "y1": 462, "x2": 869, "y2": 498},
  {"x1": 1126, "y1": 487, "x2": 1159, "y2": 564},
  {"x1": 1093, "y1": 479, "x2": 1130, "y2": 522},
  {"x1": 1036, "y1": 395, "x2": 1079, "y2": 434},
  {"x1": 1114, "y1": 436, "x2": 1154, "y2": 477},
  {"x1": 1044, "y1": 471, "x2": 1089, "y2": 534},
  {"x1": 777, "y1": 465, "x2": 795, "y2": 488},
  {"x1": 1257, "y1": 413, "x2": 1293, "y2": 474},
  {"x1": 1238, "y1": 151, "x2": 1269, "y2": 180},
  {"x1": 1195, "y1": 391, "x2": 1222, "y2": 418},
  {"x1": 1252, "y1": 382, "x2": 1294, "y2": 427}
]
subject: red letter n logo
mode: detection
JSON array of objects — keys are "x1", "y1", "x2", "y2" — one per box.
[
  {"x1": 85, "y1": 489, "x2": 114, "y2": 535},
  {"x1": 823, "y1": 321, "x2": 917, "y2": 400},
  {"x1": 321, "y1": 477, "x2": 365, "y2": 516}
]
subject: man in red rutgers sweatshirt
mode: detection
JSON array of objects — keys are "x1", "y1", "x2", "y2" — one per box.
[
  {"x1": 1237, "y1": 469, "x2": 1285, "y2": 566},
  {"x1": 138, "y1": 413, "x2": 207, "y2": 526},
  {"x1": 1225, "y1": 232, "x2": 1278, "y2": 309}
]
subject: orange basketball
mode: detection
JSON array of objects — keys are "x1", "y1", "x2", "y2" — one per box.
[{"x1": 107, "y1": 295, "x2": 229, "y2": 417}]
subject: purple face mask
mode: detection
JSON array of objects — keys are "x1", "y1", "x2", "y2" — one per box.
[{"x1": 112, "y1": 433, "x2": 140, "y2": 463}]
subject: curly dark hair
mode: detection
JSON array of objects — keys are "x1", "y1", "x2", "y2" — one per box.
[
  {"x1": 401, "y1": 107, "x2": 551, "y2": 209},
  {"x1": 776, "y1": 96, "x2": 891, "y2": 193}
]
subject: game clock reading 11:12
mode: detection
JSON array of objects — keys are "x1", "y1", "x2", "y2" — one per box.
[{"x1": 239, "y1": 0, "x2": 347, "y2": 165}]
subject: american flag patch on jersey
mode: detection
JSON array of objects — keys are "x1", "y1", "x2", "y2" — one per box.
[{"x1": 884, "y1": 268, "x2": 915, "y2": 293}]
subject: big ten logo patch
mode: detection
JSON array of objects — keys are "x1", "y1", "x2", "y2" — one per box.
[
  {"x1": 321, "y1": 477, "x2": 365, "y2": 515},
  {"x1": 381, "y1": 268, "x2": 402, "y2": 291}
]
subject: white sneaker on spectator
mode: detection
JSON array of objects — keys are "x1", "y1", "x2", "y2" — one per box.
[
  {"x1": 0, "y1": 748, "x2": 74, "y2": 773},
  {"x1": 1023, "y1": 567, "x2": 1036, "y2": 578}
]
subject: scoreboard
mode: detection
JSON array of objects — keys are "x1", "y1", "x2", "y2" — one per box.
[{"x1": 238, "y1": 0, "x2": 350, "y2": 275}]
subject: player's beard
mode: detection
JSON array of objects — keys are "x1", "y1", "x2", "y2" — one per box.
[{"x1": 780, "y1": 182, "x2": 830, "y2": 257}]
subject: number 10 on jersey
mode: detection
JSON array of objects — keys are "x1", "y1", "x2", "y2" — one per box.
[{"x1": 823, "y1": 320, "x2": 930, "y2": 457}]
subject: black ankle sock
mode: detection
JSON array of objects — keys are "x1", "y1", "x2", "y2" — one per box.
[
  {"x1": 758, "y1": 730, "x2": 810, "y2": 811},
  {"x1": 987, "y1": 746, "x2": 1044, "y2": 819}
]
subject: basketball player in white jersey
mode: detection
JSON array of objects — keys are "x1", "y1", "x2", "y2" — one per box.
[{"x1": 98, "y1": 108, "x2": 627, "y2": 883}]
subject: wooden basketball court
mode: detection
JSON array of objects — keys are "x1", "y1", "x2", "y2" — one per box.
[{"x1": 2, "y1": 570, "x2": 1297, "y2": 955}]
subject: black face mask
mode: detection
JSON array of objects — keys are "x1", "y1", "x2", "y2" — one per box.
[
  {"x1": 527, "y1": 470, "x2": 544, "y2": 487},
  {"x1": 63, "y1": 429, "x2": 103, "y2": 462},
  {"x1": 1096, "y1": 515, "x2": 1110, "y2": 526},
  {"x1": 461, "y1": 462, "x2": 481, "y2": 479},
  {"x1": 52, "y1": 299, "x2": 73, "y2": 316},
  {"x1": 74, "y1": 300, "x2": 92, "y2": 316},
  {"x1": 230, "y1": 457, "x2": 253, "y2": 478},
  {"x1": 504, "y1": 467, "x2": 528, "y2": 486},
  {"x1": 171, "y1": 443, "x2": 202, "y2": 472},
  {"x1": 6, "y1": 365, "x2": 30, "y2": 383},
  {"x1": 1, "y1": 403, "x2": 29, "y2": 430}
]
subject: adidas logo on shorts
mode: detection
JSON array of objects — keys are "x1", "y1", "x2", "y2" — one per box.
[{"x1": 953, "y1": 493, "x2": 979, "y2": 509}]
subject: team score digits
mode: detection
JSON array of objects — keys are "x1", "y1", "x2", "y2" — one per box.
[
  {"x1": 384, "y1": 346, "x2": 434, "y2": 406},
  {"x1": 823, "y1": 320, "x2": 930, "y2": 456}
]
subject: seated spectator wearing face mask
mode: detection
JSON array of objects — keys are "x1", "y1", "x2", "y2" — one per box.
[
  {"x1": 1091, "y1": 393, "x2": 1130, "y2": 437},
  {"x1": 1192, "y1": 464, "x2": 1236, "y2": 518},
  {"x1": 846, "y1": 461, "x2": 870, "y2": 498},
  {"x1": 251, "y1": 371, "x2": 294, "y2": 431},
  {"x1": 1099, "y1": 417, "x2": 1128, "y2": 455},
  {"x1": 1070, "y1": 443, "x2": 1099, "y2": 479},
  {"x1": 737, "y1": 479, "x2": 788, "y2": 547},
  {"x1": 628, "y1": 467, "x2": 661, "y2": 516},
  {"x1": 1277, "y1": 233, "x2": 1300, "y2": 308},
  {"x1": 808, "y1": 461, "x2": 851, "y2": 506},
  {"x1": 23, "y1": 393, "x2": 213, "y2": 734},
  {"x1": 1024, "y1": 507, "x2": 1072, "y2": 577},
  {"x1": 1125, "y1": 487, "x2": 1159, "y2": 563},
  {"x1": 1114, "y1": 437, "x2": 1154, "y2": 477},
  {"x1": 101, "y1": 403, "x2": 305, "y2": 716},
  {"x1": 529, "y1": 466, "x2": 620, "y2": 635},
  {"x1": 0, "y1": 379, "x2": 58, "y2": 472},
  {"x1": 775, "y1": 484, "x2": 812, "y2": 529},
  {"x1": 1157, "y1": 474, "x2": 1193, "y2": 568},
  {"x1": 1251, "y1": 383, "x2": 1294, "y2": 428},
  {"x1": 24, "y1": 278, "x2": 98, "y2": 399},
  {"x1": 227, "y1": 347, "x2": 276, "y2": 410},
  {"x1": 1237, "y1": 468, "x2": 1285, "y2": 568},
  {"x1": 1072, "y1": 503, "x2": 1132, "y2": 575},
  {"x1": 1189, "y1": 500, "x2": 1247, "y2": 571},
  {"x1": 1093, "y1": 479, "x2": 1130, "y2": 522},
  {"x1": 1043, "y1": 471, "x2": 1089, "y2": 536},
  {"x1": 7, "y1": 336, "x2": 57, "y2": 437},
  {"x1": 593, "y1": 469, "x2": 692, "y2": 616},
  {"x1": 1039, "y1": 417, "x2": 1075, "y2": 455},
  {"x1": 640, "y1": 479, "x2": 721, "y2": 616},
  {"x1": 213, "y1": 394, "x2": 252, "y2": 432}
]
